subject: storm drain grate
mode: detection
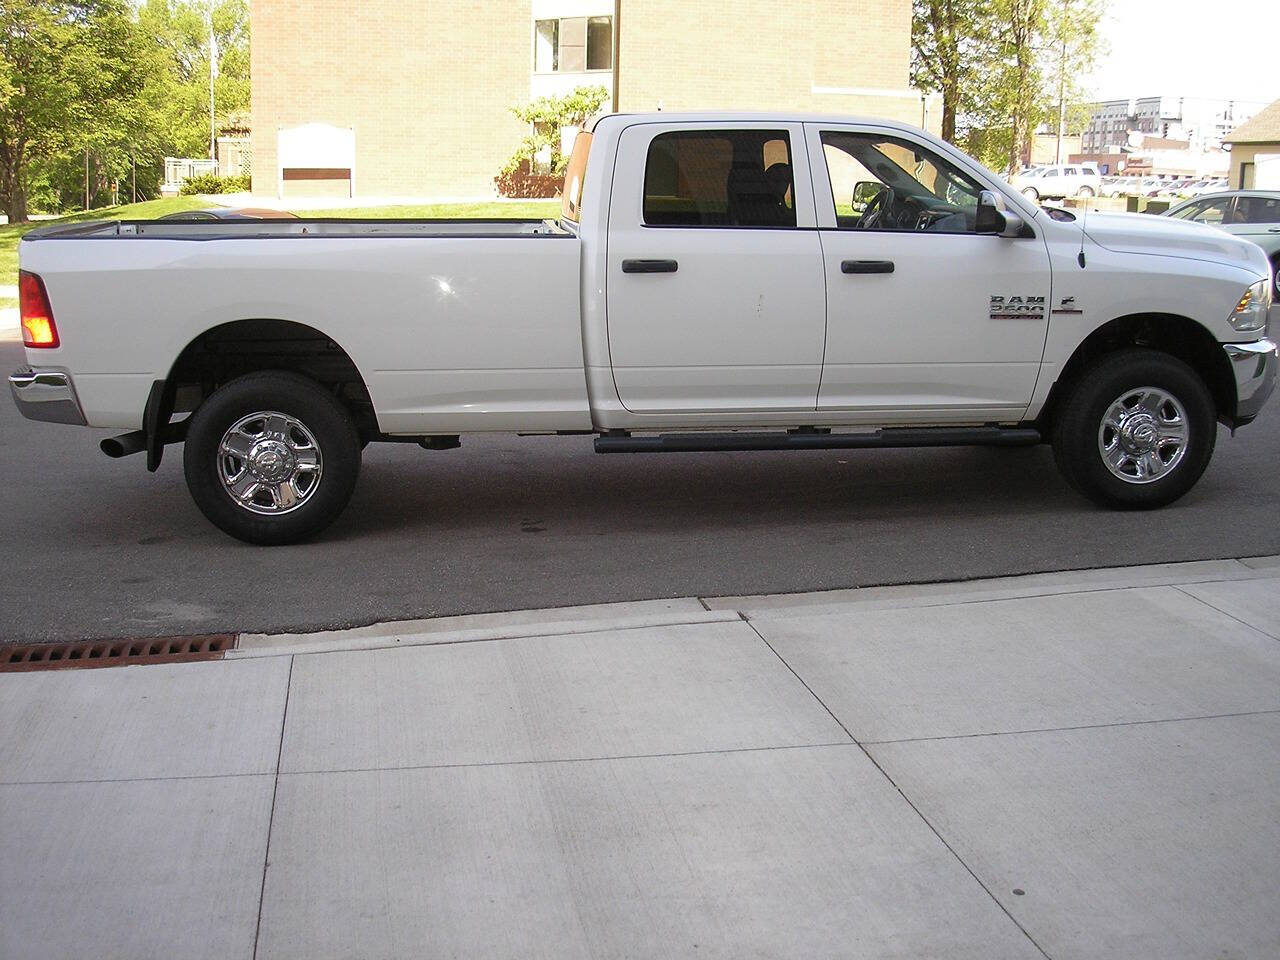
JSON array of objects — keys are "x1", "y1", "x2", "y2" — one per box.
[{"x1": 0, "y1": 634, "x2": 236, "y2": 672}]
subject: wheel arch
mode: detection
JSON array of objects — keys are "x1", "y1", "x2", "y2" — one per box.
[
  {"x1": 159, "y1": 318, "x2": 378, "y2": 456},
  {"x1": 1039, "y1": 313, "x2": 1235, "y2": 430}
]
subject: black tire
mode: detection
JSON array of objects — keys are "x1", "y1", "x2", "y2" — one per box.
[
  {"x1": 1270, "y1": 254, "x2": 1279, "y2": 299},
  {"x1": 1051, "y1": 349, "x2": 1216, "y2": 510},
  {"x1": 184, "y1": 371, "x2": 361, "y2": 544}
]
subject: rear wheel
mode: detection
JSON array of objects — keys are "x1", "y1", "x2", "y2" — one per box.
[
  {"x1": 1051, "y1": 349, "x2": 1216, "y2": 509},
  {"x1": 184, "y1": 371, "x2": 361, "y2": 544}
]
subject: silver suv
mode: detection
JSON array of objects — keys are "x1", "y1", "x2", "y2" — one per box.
[{"x1": 1011, "y1": 163, "x2": 1103, "y2": 201}]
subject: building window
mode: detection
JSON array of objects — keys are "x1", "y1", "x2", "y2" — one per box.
[{"x1": 535, "y1": 16, "x2": 612, "y2": 73}]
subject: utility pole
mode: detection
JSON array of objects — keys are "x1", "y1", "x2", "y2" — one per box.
[
  {"x1": 209, "y1": 12, "x2": 219, "y2": 162},
  {"x1": 84, "y1": 148, "x2": 89, "y2": 210},
  {"x1": 1055, "y1": 0, "x2": 1069, "y2": 164},
  {"x1": 611, "y1": 0, "x2": 620, "y2": 112}
]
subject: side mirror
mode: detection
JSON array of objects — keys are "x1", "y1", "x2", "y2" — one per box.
[
  {"x1": 852, "y1": 181, "x2": 882, "y2": 207},
  {"x1": 976, "y1": 190, "x2": 1025, "y2": 238}
]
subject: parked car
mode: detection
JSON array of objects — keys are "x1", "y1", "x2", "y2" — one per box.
[
  {"x1": 1010, "y1": 163, "x2": 1103, "y2": 200},
  {"x1": 11, "y1": 112, "x2": 1276, "y2": 543},
  {"x1": 1165, "y1": 190, "x2": 1280, "y2": 295},
  {"x1": 158, "y1": 207, "x2": 299, "y2": 221},
  {"x1": 1103, "y1": 176, "x2": 1145, "y2": 197}
]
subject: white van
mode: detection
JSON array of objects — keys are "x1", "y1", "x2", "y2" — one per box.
[{"x1": 1011, "y1": 163, "x2": 1104, "y2": 200}]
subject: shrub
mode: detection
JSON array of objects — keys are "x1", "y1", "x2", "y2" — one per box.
[
  {"x1": 179, "y1": 173, "x2": 251, "y2": 195},
  {"x1": 496, "y1": 85, "x2": 609, "y2": 197}
]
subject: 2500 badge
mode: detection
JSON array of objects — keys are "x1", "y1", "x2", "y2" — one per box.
[{"x1": 989, "y1": 295, "x2": 1046, "y2": 320}]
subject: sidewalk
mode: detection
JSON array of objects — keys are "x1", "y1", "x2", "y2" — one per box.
[{"x1": 3, "y1": 558, "x2": 1278, "y2": 960}]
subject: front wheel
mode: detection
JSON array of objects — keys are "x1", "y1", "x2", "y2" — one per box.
[
  {"x1": 1051, "y1": 349, "x2": 1216, "y2": 509},
  {"x1": 1077, "y1": 185, "x2": 1095, "y2": 198},
  {"x1": 184, "y1": 371, "x2": 362, "y2": 544},
  {"x1": 1021, "y1": 186, "x2": 1040, "y2": 201}
]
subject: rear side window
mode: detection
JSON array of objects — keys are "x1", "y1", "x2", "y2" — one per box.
[
  {"x1": 560, "y1": 130, "x2": 592, "y2": 223},
  {"x1": 643, "y1": 130, "x2": 795, "y2": 228},
  {"x1": 1236, "y1": 196, "x2": 1280, "y2": 223}
]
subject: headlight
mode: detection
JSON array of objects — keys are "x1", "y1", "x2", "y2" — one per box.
[{"x1": 1228, "y1": 279, "x2": 1271, "y2": 333}]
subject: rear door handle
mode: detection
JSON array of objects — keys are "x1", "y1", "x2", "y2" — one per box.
[
  {"x1": 622, "y1": 259, "x2": 678, "y2": 274},
  {"x1": 841, "y1": 260, "x2": 895, "y2": 274}
]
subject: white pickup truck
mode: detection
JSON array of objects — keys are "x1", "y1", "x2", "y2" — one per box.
[{"x1": 10, "y1": 113, "x2": 1277, "y2": 544}]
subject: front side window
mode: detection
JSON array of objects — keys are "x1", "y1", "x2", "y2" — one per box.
[
  {"x1": 643, "y1": 130, "x2": 795, "y2": 228},
  {"x1": 534, "y1": 16, "x2": 612, "y2": 73},
  {"x1": 1180, "y1": 199, "x2": 1230, "y2": 224},
  {"x1": 819, "y1": 131, "x2": 984, "y2": 233}
]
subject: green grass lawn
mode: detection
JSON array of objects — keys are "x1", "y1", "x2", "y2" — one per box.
[
  {"x1": 1, "y1": 197, "x2": 210, "y2": 287},
  {"x1": 293, "y1": 201, "x2": 561, "y2": 219},
  {"x1": 1, "y1": 197, "x2": 562, "y2": 286}
]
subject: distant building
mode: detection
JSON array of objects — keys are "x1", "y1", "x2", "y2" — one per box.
[
  {"x1": 250, "y1": 0, "x2": 934, "y2": 200},
  {"x1": 1224, "y1": 97, "x2": 1280, "y2": 189},
  {"x1": 1082, "y1": 96, "x2": 1267, "y2": 156}
]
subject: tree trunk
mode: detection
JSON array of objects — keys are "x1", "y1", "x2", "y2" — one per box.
[
  {"x1": 942, "y1": 82, "x2": 957, "y2": 142},
  {"x1": 1, "y1": 169, "x2": 27, "y2": 224}
]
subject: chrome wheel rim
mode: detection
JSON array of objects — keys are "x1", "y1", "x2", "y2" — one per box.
[
  {"x1": 1097, "y1": 387, "x2": 1189, "y2": 484},
  {"x1": 218, "y1": 411, "x2": 322, "y2": 514}
]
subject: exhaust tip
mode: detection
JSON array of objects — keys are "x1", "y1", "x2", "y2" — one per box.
[{"x1": 100, "y1": 432, "x2": 146, "y2": 458}]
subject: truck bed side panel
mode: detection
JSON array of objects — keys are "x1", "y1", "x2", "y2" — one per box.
[{"x1": 20, "y1": 234, "x2": 590, "y2": 433}]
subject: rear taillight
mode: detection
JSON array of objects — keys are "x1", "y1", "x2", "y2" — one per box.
[{"x1": 19, "y1": 270, "x2": 59, "y2": 348}]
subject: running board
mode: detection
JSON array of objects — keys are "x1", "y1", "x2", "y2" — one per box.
[{"x1": 593, "y1": 426, "x2": 1042, "y2": 454}]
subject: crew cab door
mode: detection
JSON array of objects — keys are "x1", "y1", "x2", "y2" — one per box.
[
  {"x1": 805, "y1": 123, "x2": 1052, "y2": 422},
  {"x1": 605, "y1": 122, "x2": 826, "y2": 414}
]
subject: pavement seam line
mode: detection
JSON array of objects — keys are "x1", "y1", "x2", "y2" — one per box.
[
  {"x1": 252, "y1": 654, "x2": 293, "y2": 960},
  {"x1": 856, "y1": 741, "x2": 1055, "y2": 960},
  {"x1": 275, "y1": 740, "x2": 858, "y2": 779},
  {"x1": 707, "y1": 557, "x2": 1270, "y2": 611},
  {"x1": 1168, "y1": 584, "x2": 1280, "y2": 643},
  {"x1": 738, "y1": 572, "x2": 1280, "y2": 619},
  {"x1": 861, "y1": 708, "x2": 1280, "y2": 746},
  {"x1": 236, "y1": 614, "x2": 738, "y2": 660},
  {"x1": 743, "y1": 616, "x2": 1054, "y2": 960},
  {"x1": 13, "y1": 713, "x2": 1278, "y2": 788}
]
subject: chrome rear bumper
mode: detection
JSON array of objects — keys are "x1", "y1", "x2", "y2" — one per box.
[
  {"x1": 1223, "y1": 338, "x2": 1277, "y2": 426},
  {"x1": 8, "y1": 367, "x2": 87, "y2": 425}
]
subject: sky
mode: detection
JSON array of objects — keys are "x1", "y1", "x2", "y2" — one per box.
[{"x1": 1088, "y1": 0, "x2": 1280, "y2": 106}]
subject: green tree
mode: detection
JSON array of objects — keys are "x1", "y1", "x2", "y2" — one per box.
[
  {"x1": 0, "y1": 0, "x2": 161, "y2": 221},
  {"x1": 138, "y1": 0, "x2": 250, "y2": 159},
  {"x1": 913, "y1": 0, "x2": 1102, "y2": 173},
  {"x1": 911, "y1": 0, "x2": 997, "y2": 143}
]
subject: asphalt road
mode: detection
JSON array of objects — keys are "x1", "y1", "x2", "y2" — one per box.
[{"x1": 3, "y1": 339, "x2": 1279, "y2": 643}]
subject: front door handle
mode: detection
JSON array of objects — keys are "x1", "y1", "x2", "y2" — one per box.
[
  {"x1": 841, "y1": 259, "x2": 895, "y2": 274},
  {"x1": 622, "y1": 259, "x2": 678, "y2": 274}
]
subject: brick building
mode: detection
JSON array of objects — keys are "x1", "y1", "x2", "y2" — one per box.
[{"x1": 250, "y1": 0, "x2": 929, "y2": 199}]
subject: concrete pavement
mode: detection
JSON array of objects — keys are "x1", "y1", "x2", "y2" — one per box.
[{"x1": 2, "y1": 558, "x2": 1279, "y2": 959}]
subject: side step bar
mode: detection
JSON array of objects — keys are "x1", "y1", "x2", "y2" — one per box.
[{"x1": 594, "y1": 426, "x2": 1042, "y2": 454}]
